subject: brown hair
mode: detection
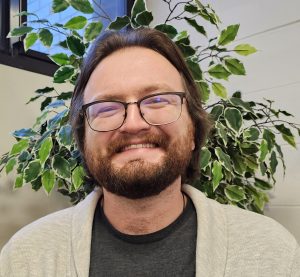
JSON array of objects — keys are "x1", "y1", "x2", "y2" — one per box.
[{"x1": 70, "y1": 27, "x2": 212, "y2": 184}]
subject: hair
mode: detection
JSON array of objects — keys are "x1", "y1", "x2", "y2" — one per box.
[{"x1": 70, "y1": 27, "x2": 212, "y2": 184}]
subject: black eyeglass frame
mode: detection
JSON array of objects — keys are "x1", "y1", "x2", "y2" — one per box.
[{"x1": 81, "y1": 92, "x2": 186, "y2": 132}]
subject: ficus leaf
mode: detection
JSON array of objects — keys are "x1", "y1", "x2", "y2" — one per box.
[
  {"x1": 49, "y1": 53, "x2": 70, "y2": 66},
  {"x1": 259, "y1": 139, "x2": 268, "y2": 162},
  {"x1": 224, "y1": 58, "x2": 246, "y2": 75},
  {"x1": 225, "y1": 185, "x2": 246, "y2": 202},
  {"x1": 108, "y1": 16, "x2": 130, "y2": 30},
  {"x1": 24, "y1": 32, "x2": 38, "y2": 51},
  {"x1": 212, "y1": 82, "x2": 227, "y2": 99},
  {"x1": 5, "y1": 158, "x2": 17, "y2": 174},
  {"x1": 7, "y1": 26, "x2": 33, "y2": 38},
  {"x1": 67, "y1": 35, "x2": 85, "y2": 56},
  {"x1": 208, "y1": 64, "x2": 230, "y2": 80},
  {"x1": 184, "y1": 18, "x2": 206, "y2": 36},
  {"x1": 24, "y1": 160, "x2": 42, "y2": 183},
  {"x1": 52, "y1": 0, "x2": 69, "y2": 13},
  {"x1": 84, "y1": 22, "x2": 103, "y2": 41},
  {"x1": 39, "y1": 29, "x2": 53, "y2": 47},
  {"x1": 154, "y1": 24, "x2": 177, "y2": 39},
  {"x1": 200, "y1": 147, "x2": 211, "y2": 169},
  {"x1": 58, "y1": 125, "x2": 73, "y2": 147},
  {"x1": 10, "y1": 139, "x2": 29, "y2": 155},
  {"x1": 212, "y1": 160, "x2": 223, "y2": 191},
  {"x1": 64, "y1": 16, "x2": 87, "y2": 30},
  {"x1": 224, "y1": 107, "x2": 243, "y2": 134},
  {"x1": 52, "y1": 155, "x2": 71, "y2": 179},
  {"x1": 69, "y1": 0, "x2": 94, "y2": 14},
  {"x1": 131, "y1": 0, "x2": 146, "y2": 24},
  {"x1": 39, "y1": 137, "x2": 53, "y2": 165},
  {"x1": 234, "y1": 44, "x2": 257, "y2": 56},
  {"x1": 218, "y1": 24, "x2": 239, "y2": 46},
  {"x1": 186, "y1": 60, "x2": 202, "y2": 81},
  {"x1": 135, "y1": 11, "x2": 153, "y2": 26},
  {"x1": 53, "y1": 65, "x2": 75, "y2": 83},
  {"x1": 14, "y1": 175, "x2": 24, "y2": 189},
  {"x1": 72, "y1": 166, "x2": 85, "y2": 190},
  {"x1": 215, "y1": 147, "x2": 232, "y2": 171},
  {"x1": 42, "y1": 169, "x2": 56, "y2": 194}
]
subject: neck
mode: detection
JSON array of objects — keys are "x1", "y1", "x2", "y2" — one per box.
[{"x1": 101, "y1": 178, "x2": 185, "y2": 235}]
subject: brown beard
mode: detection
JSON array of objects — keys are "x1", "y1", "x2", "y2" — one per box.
[{"x1": 84, "y1": 126, "x2": 194, "y2": 199}]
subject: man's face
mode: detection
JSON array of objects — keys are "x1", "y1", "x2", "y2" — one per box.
[{"x1": 83, "y1": 47, "x2": 195, "y2": 199}]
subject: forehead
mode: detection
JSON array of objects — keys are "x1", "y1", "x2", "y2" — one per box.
[{"x1": 83, "y1": 47, "x2": 184, "y2": 103}]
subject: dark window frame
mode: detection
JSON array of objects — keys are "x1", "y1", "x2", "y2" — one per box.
[{"x1": 0, "y1": 0, "x2": 134, "y2": 76}]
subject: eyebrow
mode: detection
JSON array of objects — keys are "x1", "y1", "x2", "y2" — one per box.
[{"x1": 92, "y1": 84, "x2": 176, "y2": 102}]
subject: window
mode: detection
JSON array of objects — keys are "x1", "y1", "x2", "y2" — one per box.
[{"x1": 0, "y1": 0, "x2": 133, "y2": 76}]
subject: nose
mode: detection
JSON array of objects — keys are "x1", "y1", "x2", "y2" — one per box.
[{"x1": 118, "y1": 103, "x2": 151, "y2": 134}]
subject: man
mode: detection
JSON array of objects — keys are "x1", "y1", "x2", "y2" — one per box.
[{"x1": 0, "y1": 28, "x2": 299, "y2": 276}]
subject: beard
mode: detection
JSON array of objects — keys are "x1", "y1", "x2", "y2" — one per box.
[{"x1": 84, "y1": 126, "x2": 194, "y2": 199}]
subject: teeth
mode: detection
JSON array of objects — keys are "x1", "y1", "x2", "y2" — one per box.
[{"x1": 123, "y1": 144, "x2": 156, "y2": 151}]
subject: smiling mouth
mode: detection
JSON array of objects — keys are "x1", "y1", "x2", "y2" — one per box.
[{"x1": 118, "y1": 143, "x2": 159, "y2": 153}]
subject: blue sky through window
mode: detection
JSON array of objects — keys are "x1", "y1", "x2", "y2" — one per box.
[{"x1": 27, "y1": 0, "x2": 126, "y2": 55}]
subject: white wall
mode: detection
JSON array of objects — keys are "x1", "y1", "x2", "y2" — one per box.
[
  {"x1": 147, "y1": 0, "x2": 300, "y2": 242},
  {"x1": 0, "y1": 65, "x2": 70, "y2": 249}
]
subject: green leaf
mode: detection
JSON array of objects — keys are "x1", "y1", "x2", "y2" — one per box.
[
  {"x1": 57, "y1": 125, "x2": 73, "y2": 147},
  {"x1": 72, "y1": 166, "x2": 85, "y2": 190},
  {"x1": 208, "y1": 64, "x2": 230, "y2": 80},
  {"x1": 244, "y1": 127, "x2": 260, "y2": 141},
  {"x1": 154, "y1": 24, "x2": 177, "y2": 39},
  {"x1": 200, "y1": 147, "x2": 211, "y2": 169},
  {"x1": 224, "y1": 58, "x2": 246, "y2": 75},
  {"x1": 215, "y1": 147, "x2": 232, "y2": 171},
  {"x1": 263, "y1": 129, "x2": 275, "y2": 151},
  {"x1": 64, "y1": 16, "x2": 87, "y2": 30},
  {"x1": 176, "y1": 43, "x2": 195, "y2": 57},
  {"x1": 275, "y1": 124, "x2": 293, "y2": 136},
  {"x1": 184, "y1": 4, "x2": 198, "y2": 14},
  {"x1": 52, "y1": 0, "x2": 69, "y2": 12},
  {"x1": 10, "y1": 139, "x2": 29, "y2": 155},
  {"x1": 224, "y1": 107, "x2": 243, "y2": 134},
  {"x1": 184, "y1": 18, "x2": 206, "y2": 36},
  {"x1": 108, "y1": 16, "x2": 130, "y2": 30},
  {"x1": 270, "y1": 151, "x2": 278, "y2": 174},
  {"x1": 53, "y1": 65, "x2": 75, "y2": 83},
  {"x1": 13, "y1": 128, "x2": 37, "y2": 138},
  {"x1": 24, "y1": 32, "x2": 38, "y2": 51},
  {"x1": 52, "y1": 155, "x2": 71, "y2": 179},
  {"x1": 35, "y1": 86, "x2": 54, "y2": 94},
  {"x1": 218, "y1": 24, "x2": 239, "y2": 46},
  {"x1": 225, "y1": 185, "x2": 246, "y2": 202},
  {"x1": 42, "y1": 169, "x2": 56, "y2": 194},
  {"x1": 259, "y1": 139, "x2": 268, "y2": 162},
  {"x1": 14, "y1": 175, "x2": 24, "y2": 189},
  {"x1": 49, "y1": 53, "x2": 70, "y2": 66},
  {"x1": 282, "y1": 134, "x2": 296, "y2": 148},
  {"x1": 84, "y1": 21, "x2": 103, "y2": 41},
  {"x1": 216, "y1": 122, "x2": 228, "y2": 146},
  {"x1": 245, "y1": 156, "x2": 258, "y2": 170},
  {"x1": 131, "y1": 0, "x2": 146, "y2": 23},
  {"x1": 254, "y1": 178, "x2": 273, "y2": 190},
  {"x1": 186, "y1": 60, "x2": 202, "y2": 80},
  {"x1": 39, "y1": 29, "x2": 53, "y2": 47},
  {"x1": 232, "y1": 153, "x2": 246, "y2": 175},
  {"x1": 229, "y1": 97, "x2": 253, "y2": 112},
  {"x1": 135, "y1": 11, "x2": 153, "y2": 26},
  {"x1": 67, "y1": 35, "x2": 85, "y2": 56},
  {"x1": 212, "y1": 158, "x2": 223, "y2": 191},
  {"x1": 234, "y1": 44, "x2": 257, "y2": 56},
  {"x1": 6, "y1": 158, "x2": 17, "y2": 174},
  {"x1": 39, "y1": 137, "x2": 53, "y2": 165},
  {"x1": 210, "y1": 104, "x2": 224, "y2": 121},
  {"x1": 7, "y1": 26, "x2": 33, "y2": 38},
  {"x1": 24, "y1": 160, "x2": 42, "y2": 182},
  {"x1": 196, "y1": 81, "x2": 210, "y2": 102},
  {"x1": 212, "y1": 83, "x2": 227, "y2": 98},
  {"x1": 69, "y1": 0, "x2": 94, "y2": 13},
  {"x1": 212, "y1": 160, "x2": 223, "y2": 191}
]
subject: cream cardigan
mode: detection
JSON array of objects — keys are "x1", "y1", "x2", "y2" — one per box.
[{"x1": 1, "y1": 185, "x2": 299, "y2": 276}]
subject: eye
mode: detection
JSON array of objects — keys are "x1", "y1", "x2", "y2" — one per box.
[
  {"x1": 143, "y1": 96, "x2": 170, "y2": 105},
  {"x1": 89, "y1": 102, "x2": 123, "y2": 119}
]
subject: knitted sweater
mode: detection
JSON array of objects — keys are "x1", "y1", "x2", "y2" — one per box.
[{"x1": 1, "y1": 185, "x2": 299, "y2": 276}]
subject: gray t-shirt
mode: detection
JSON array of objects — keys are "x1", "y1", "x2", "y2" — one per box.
[{"x1": 89, "y1": 195, "x2": 197, "y2": 277}]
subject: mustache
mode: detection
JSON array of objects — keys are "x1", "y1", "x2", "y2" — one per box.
[{"x1": 106, "y1": 133, "x2": 169, "y2": 155}]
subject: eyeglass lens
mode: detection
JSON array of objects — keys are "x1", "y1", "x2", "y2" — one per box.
[{"x1": 85, "y1": 93, "x2": 182, "y2": 132}]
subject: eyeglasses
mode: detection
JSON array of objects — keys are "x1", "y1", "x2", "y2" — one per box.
[{"x1": 82, "y1": 92, "x2": 186, "y2": 132}]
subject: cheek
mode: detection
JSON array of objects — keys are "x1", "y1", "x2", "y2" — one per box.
[{"x1": 84, "y1": 129, "x2": 110, "y2": 156}]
